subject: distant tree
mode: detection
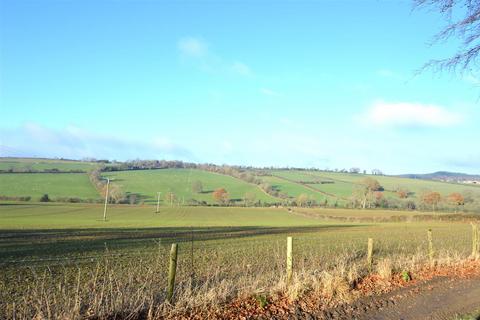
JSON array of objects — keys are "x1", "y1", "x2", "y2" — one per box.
[
  {"x1": 243, "y1": 192, "x2": 257, "y2": 206},
  {"x1": 422, "y1": 191, "x2": 442, "y2": 211},
  {"x1": 192, "y1": 180, "x2": 203, "y2": 193},
  {"x1": 108, "y1": 184, "x2": 125, "y2": 204},
  {"x1": 447, "y1": 192, "x2": 465, "y2": 213},
  {"x1": 405, "y1": 200, "x2": 417, "y2": 211},
  {"x1": 40, "y1": 194, "x2": 50, "y2": 202},
  {"x1": 358, "y1": 178, "x2": 382, "y2": 209},
  {"x1": 396, "y1": 188, "x2": 409, "y2": 199},
  {"x1": 165, "y1": 192, "x2": 177, "y2": 207},
  {"x1": 349, "y1": 167, "x2": 361, "y2": 174},
  {"x1": 213, "y1": 188, "x2": 229, "y2": 205},
  {"x1": 374, "y1": 191, "x2": 384, "y2": 207},
  {"x1": 261, "y1": 182, "x2": 273, "y2": 193},
  {"x1": 296, "y1": 194, "x2": 309, "y2": 207}
]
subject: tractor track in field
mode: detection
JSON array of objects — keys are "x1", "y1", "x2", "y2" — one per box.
[{"x1": 270, "y1": 174, "x2": 348, "y2": 201}]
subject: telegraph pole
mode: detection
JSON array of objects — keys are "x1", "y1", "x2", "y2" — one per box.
[
  {"x1": 156, "y1": 191, "x2": 162, "y2": 213},
  {"x1": 103, "y1": 178, "x2": 110, "y2": 221}
]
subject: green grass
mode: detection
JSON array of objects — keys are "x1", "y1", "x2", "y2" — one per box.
[
  {"x1": 0, "y1": 203, "x2": 320, "y2": 229},
  {"x1": 0, "y1": 203, "x2": 474, "y2": 272},
  {"x1": 262, "y1": 175, "x2": 332, "y2": 202},
  {"x1": 0, "y1": 157, "x2": 99, "y2": 172},
  {"x1": 270, "y1": 170, "x2": 480, "y2": 200},
  {"x1": 0, "y1": 203, "x2": 477, "y2": 319},
  {"x1": 0, "y1": 173, "x2": 100, "y2": 200},
  {"x1": 1, "y1": 158, "x2": 479, "y2": 207},
  {"x1": 103, "y1": 168, "x2": 277, "y2": 204}
]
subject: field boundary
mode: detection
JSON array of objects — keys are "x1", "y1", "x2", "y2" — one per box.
[{"x1": 271, "y1": 173, "x2": 348, "y2": 201}]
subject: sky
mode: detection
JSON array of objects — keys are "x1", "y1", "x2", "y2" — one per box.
[{"x1": 1, "y1": 0, "x2": 479, "y2": 174}]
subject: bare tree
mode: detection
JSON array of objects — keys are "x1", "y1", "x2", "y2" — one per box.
[
  {"x1": 165, "y1": 192, "x2": 177, "y2": 207},
  {"x1": 415, "y1": 0, "x2": 480, "y2": 73},
  {"x1": 296, "y1": 194, "x2": 309, "y2": 207},
  {"x1": 358, "y1": 178, "x2": 382, "y2": 209}
]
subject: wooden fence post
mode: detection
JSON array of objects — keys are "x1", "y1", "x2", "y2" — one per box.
[
  {"x1": 427, "y1": 229, "x2": 434, "y2": 267},
  {"x1": 286, "y1": 237, "x2": 293, "y2": 285},
  {"x1": 167, "y1": 243, "x2": 178, "y2": 303},
  {"x1": 367, "y1": 238, "x2": 373, "y2": 271},
  {"x1": 472, "y1": 223, "x2": 478, "y2": 260}
]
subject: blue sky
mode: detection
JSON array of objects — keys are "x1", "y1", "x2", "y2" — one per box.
[{"x1": 1, "y1": 0, "x2": 479, "y2": 174}]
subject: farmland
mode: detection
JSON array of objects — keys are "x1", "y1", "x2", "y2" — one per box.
[
  {"x1": 102, "y1": 168, "x2": 277, "y2": 204},
  {"x1": 0, "y1": 173, "x2": 100, "y2": 200},
  {"x1": 1, "y1": 159, "x2": 480, "y2": 317},
  {"x1": 1, "y1": 202, "x2": 479, "y2": 319},
  {"x1": 1, "y1": 158, "x2": 480, "y2": 210},
  {"x1": 0, "y1": 157, "x2": 100, "y2": 172},
  {"x1": 268, "y1": 169, "x2": 480, "y2": 201}
]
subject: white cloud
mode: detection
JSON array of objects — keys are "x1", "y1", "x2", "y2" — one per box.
[
  {"x1": 362, "y1": 101, "x2": 463, "y2": 128},
  {"x1": 0, "y1": 124, "x2": 195, "y2": 161},
  {"x1": 231, "y1": 61, "x2": 252, "y2": 76},
  {"x1": 177, "y1": 37, "x2": 254, "y2": 76},
  {"x1": 260, "y1": 87, "x2": 281, "y2": 97},
  {"x1": 177, "y1": 37, "x2": 208, "y2": 57}
]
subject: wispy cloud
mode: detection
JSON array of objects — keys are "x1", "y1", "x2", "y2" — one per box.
[
  {"x1": 0, "y1": 123, "x2": 195, "y2": 161},
  {"x1": 231, "y1": 61, "x2": 252, "y2": 76},
  {"x1": 177, "y1": 36, "x2": 253, "y2": 76},
  {"x1": 360, "y1": 100, "x2": 464, "y2": 128},
  {"x1": 177, "y1": 37, "x2": 208, "y2": 57}
]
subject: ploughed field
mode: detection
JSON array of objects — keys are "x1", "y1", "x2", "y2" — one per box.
[{"x1": 0, "y1": 203, "x2": 477, "y2": 318}]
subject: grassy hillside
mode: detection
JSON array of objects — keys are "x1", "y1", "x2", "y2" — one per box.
[
  {"x1": 261, "y1": 175, "x2": 342, "y2": 204},
  {"x1": 0, "y1": 173, "x2": 100, "y2": 200},
  {"x1": 0, "y1": 157, "x2": 99, "y2": 172},
  {"x1": 103, "y1": 168, "x2": 277, "y2": 204},
  {"x1": 269, "y1": 170, "x2": 480, "y2": 200},
  {"x1": 1, "y1": 158, "x2": 479, "y2": 208}
]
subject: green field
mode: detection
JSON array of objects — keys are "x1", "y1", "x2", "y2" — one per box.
[
  {"x1": 308, "y1": 170, "x2": 480, "y2": 196},
  {"x1": 0, "y1": 173, "x2": 100, "y2": 200},
  {"x1": 0, "y1": 157, "x2": 99, "y2": 172},
  {"x1": 0, "y1": 203, "x2": 474, "y2": 265},
  {"x1": 1, "y1": 203, "x2": 477, "y2": 319},
  {"x1": 103, "y1": 168, "x2": 277, "y2": 204},
  {"x1": 0, "y1": 203, "x2": 317, "y2": 229},
  {"x1": 269, "y1": 170, "x2": 480, "y2": 201},
  {"x1": 1, "y1": 158, "x2": 479, "y2": 210},
  {"x1": 262, "y1": 175, "x2": 340, "y2": 203}
]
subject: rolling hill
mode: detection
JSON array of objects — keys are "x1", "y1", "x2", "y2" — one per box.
[{"x1": 1, "y1": 157, "x2": 479, "y2": 208}]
